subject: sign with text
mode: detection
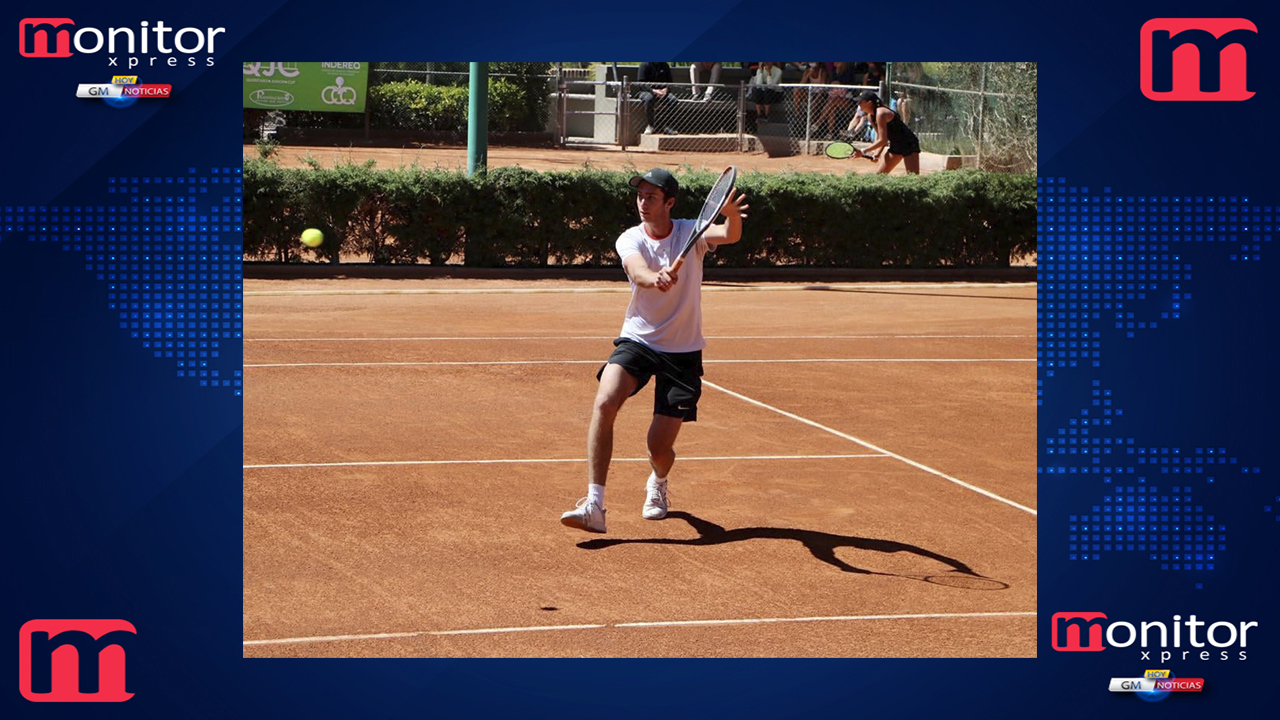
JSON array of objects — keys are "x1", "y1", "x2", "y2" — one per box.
[{"x1": 242, "y1": 61, "x2": 367, "y2": 112}]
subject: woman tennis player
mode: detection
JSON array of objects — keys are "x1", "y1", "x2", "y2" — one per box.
[
  {"x1": 851, "y1": 90, "x2": 922, "y2": 174},
  {"x1": 560, "y1": 168, "x2": 749, "y2": 533}
]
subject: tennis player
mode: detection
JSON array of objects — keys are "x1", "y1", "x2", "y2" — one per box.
[
  {"x1": 561, "y1": 168, "x2": 748, "y2": 533},
  {"x1": 851, "y1": 90, "x2": 921, "y2": 174}
]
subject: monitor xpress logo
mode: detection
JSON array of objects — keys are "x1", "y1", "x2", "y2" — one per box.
[
  {"x1": 1051, "y1": 612, "x2": 1258, "y2": 661},
  {"x1": 1140, "y1": 18, "x2": 1257, "y2": 101},
  {"x1": 18, "y1": 620, "x2": 137, "y2": 702},
  {"x1": 19, "y1": 18, "x2": 223, "y2": 67}
]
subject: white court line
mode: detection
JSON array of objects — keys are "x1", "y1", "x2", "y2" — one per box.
[
  {"x1": 244, "y1": 453, "x2": 889, "y2": 470},
  {"x1": 613, "y1": 611, "x2": 1037, "y2": 629},
  {"x1": 246, "y1": 334, "x2": 1035, "y2": 342},
  {"x1": 243, "y1": 624, "x2": 608, "y2": 646},
  {"x1": 245, "y1": 283, "x2": 1036, "y2": 297},
  {"x1": 243, "y1": 611, "x2": 1036, "y2": 646},
  {"x1": 703, "y1": 380, "x2": 1038, "y2": 517},
  {"x1": 244, "y1": 358, "x2": 1036, "y2": 368}
]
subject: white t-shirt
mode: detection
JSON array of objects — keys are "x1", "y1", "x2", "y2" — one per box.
[{"x1": 615, "y1": 219, "x2": 711, "y2": 353}]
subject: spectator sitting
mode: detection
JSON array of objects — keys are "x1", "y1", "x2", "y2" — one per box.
[
  {"x1": 813, "y1": 61, "x2": 858, "y2": 138},
  {"x1": 746, "y1": 62, "x2": 784, "y2": 123},
  {"x1": 636, "y1": 62, "x2": 677, "y2": 134},
  {"x1": 864, "y1": 61, "x2": 884, "y2": 87},
  {"x1": 689, "y1": 62, "x2": 722, "y2": 100},
  {"x1": 792, "y1": 61, "x2": 829, "y2": 123}
]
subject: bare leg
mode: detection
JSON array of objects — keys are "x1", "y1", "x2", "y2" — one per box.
[
  {"x1": 647, "y1": 414, "x2": 684, "y2": 479},
  {"x1": 588, "y1": 363, "x2": 638, "y2": 486},
  {"x1": 879, "y1": 152, "x2": 904, "y2": 175},
  {"x1": 902, "y1": 152, "x2": 920, "y2": 175}
]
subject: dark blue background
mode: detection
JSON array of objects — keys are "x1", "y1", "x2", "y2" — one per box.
[{"x1": 5, "y1": 0, "x2": 1276, "y2": 716}]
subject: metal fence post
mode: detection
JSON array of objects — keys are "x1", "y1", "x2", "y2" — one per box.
[
  {"x1": 804, "y1": 86, "x2": 812, "y2": 152},
  {"x1": 976, "y1": 62, "x2": 988, "y2": 169},
  {"x1": 620, "y1": 77, "x2": 630, "y2": 151},
  {"x1": 737, "y1": 81, "x2": 746, "y2": 151},
  {"x1": 467, "y1": 62, "x2": 488, "y2": 177},
  {"x1": 557, "y1": 81, "x2": 567, "y2": 146}
]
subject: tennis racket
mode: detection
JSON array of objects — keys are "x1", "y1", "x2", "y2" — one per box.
[
  {"x1": 670, "y1": 166, "x2": 737, "y2": 273},
  {"x1": 825, "y1": 141, "x2": 877, "y2": 162}
]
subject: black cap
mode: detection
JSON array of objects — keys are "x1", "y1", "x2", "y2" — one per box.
[
  {"x1": 854, "y1": 90, "x2": 881, "y2": 103},
  {"x1": 628, "y1": 168, "x2": 679, "y2": 198}
]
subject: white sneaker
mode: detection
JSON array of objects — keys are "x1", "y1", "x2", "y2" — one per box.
[
  {"x1": 642, "y1": 480, "x2": 669, "y2": 520},
  {"x1": 643, "y1": 125, "x2": 655, "y2": 134},
  {"x1": 561, "y1": 497, "x2": 606, "y2": 533}
]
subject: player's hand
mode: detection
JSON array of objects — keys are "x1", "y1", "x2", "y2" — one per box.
[
  {"x1": 655, "y1": 267, "x2": 678, "y2": 291},
  {"x1": 719, "y1": 188, "x2": 750, "y2": 221}
]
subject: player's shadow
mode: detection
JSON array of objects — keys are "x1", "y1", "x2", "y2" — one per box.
[{"x1": 578, "y1": 511, "x2": 1008, "y2": 590}]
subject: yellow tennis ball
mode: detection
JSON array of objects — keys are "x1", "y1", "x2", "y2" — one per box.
[{"x1": 301, "y1": 228, "x2": 324, "y2": 248}]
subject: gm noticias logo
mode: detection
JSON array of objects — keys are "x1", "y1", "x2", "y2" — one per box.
[
  {"x1": 18, "y1": 620, "x2": 137, "y2": 702},
  {"x1": 1140, "y1": 18, "x2": 1257, "y2": 101},
  {"x1": 76, "y1": 76, "x2": 172, "y2": 108},
  {"x1": 1051, "y1": 612, "x2": 1258, "y2": 661}
]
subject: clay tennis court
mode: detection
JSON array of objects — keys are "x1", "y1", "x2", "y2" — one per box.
[
  {"x1": 242, "y1": 278, "x2": 1037, "y2": 657},
  {"x1": 244, "y1": 143, "x2": 952, "y2": 174}
]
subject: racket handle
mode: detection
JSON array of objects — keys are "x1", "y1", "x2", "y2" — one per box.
[{"x1": 670, "y1": 257, "x2": 686, "y2": 273}]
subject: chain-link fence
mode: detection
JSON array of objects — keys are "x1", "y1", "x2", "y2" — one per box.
[
  {"x1": 888, "y1": 62, "x2": 1037, "y2": 173},
  {"x1": 761, "y1": 82, "x2": 882, "y2": 156},
  {"x1": 244, "y1": 62, "x2": 1034, "y2": 173},
  {"x1": 554, "y1": 77, "x2": 881, "y2": 155}
]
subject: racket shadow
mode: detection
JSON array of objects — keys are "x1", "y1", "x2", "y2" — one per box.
[{"x1": 577, "y1": 511, "x2": 1008, "y2": 591}]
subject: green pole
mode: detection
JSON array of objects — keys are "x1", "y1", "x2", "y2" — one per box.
[{"x1": 467, "y1": 62, "x2": 489, "y2": 176}]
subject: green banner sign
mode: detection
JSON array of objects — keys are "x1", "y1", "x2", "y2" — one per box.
[{"x1": 242, "y1": 62, "x2": 368, "y2": 112}]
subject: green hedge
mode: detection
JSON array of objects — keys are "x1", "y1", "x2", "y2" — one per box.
[{"x1": 242, "y1": 158, "x2": 1036, "y2": 267}]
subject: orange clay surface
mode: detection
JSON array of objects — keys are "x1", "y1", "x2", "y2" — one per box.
[
  {"x1": 244, "y1": 278, "x2": 1037, "y2": 657},
  {"x1": 245, "y1": 143, "x2": 931, "y2": 175}
]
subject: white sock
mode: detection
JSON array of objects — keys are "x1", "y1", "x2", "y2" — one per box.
[
  {"x1": 648, "y1": 471, "x2": 667, "y2": 486},
  {"x1": 587, "y1": 483, "x2": 606, "y2": 508}
]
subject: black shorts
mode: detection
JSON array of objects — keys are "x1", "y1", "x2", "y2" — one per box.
[
  {"x1": 888, "y1": 141, "x2": 921, "y2": 156},
  {"x1": 596, "y1": 338, "x2": 704, "y2": 421}
]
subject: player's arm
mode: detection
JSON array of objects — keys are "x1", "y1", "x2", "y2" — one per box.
[
  {"x1": 858, "y1": 108, "x2": 891, "y2": 158},
  {"x1": 624, "y1": 253, "x2": 676, "y2": 291},
  {"x1": 705, "y1": 189, "x2": 750, "y2": 247}
]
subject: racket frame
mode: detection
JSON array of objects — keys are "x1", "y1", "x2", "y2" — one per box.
[{"x1": 670, "y1": 166, "x2": 737, "y2": 272}]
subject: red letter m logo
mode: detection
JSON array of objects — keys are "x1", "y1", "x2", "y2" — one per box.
[
  {"x1": 19, "y1": 620, "x2": 136, "y2": 702},
  {"x1": 1051, "y1": 612, "x2": 1108, "y2": 652},
  {"x1": 1141, "y1": 18, "x2": 1256, "y2": 101},
  {"x1": 18, "y1": 18, "x2": 75, "y2": 57}
]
